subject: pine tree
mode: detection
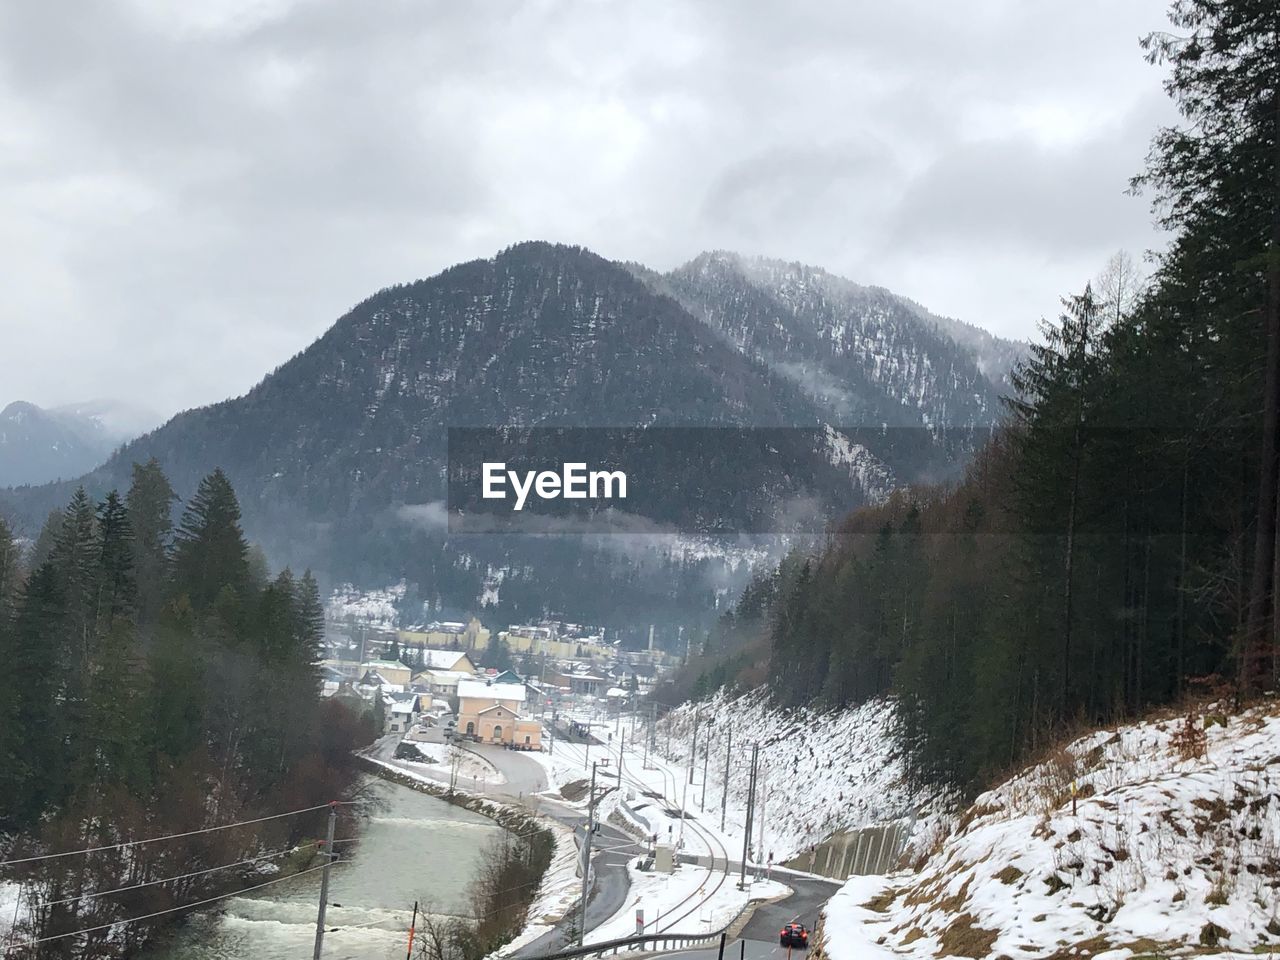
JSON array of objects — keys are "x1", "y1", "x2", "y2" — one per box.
[
  {"x1": 0, "y1": 565, "x2": 66, "y2": 828},
  {"x1": 1134, "y1": 0, "x2": 1280, "y2": 691},
  {"x1": 97, "y1": 490, "x2": 137, "y2": 626},
  {"x1": 1008, "y1": 286, "x2": 1107, "y2": 708},
  {"x1": 0, "y1": 514, "x2": 19, "y2": 624},
  {"x1": 146, "y1": 597, "x2": 206, "y2": 763},
  {"x1": 172, "y1": 469, "x2": 250, "y2": 612},
  {"x1": 49, "y1": 487, "x2": 101, "y2": 659},
  {"x1": 126, "y1": 458, "x2": 177, "y2": 628},
  {"x1": 297, "y1": 570, "x2": 325, "y2": 662},
  {"x1": 29, "y1": 508, "x2": 63, "y2": 570},
  {"x1": 87, "y1": 618, "x2": 149, "y2": 794}
]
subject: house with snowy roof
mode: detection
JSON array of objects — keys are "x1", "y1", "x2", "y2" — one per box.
[{"x1": 456, "y1": 678, "x2": 541, "y2": 749}]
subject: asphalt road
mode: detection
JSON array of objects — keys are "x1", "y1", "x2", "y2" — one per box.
[
  {"x1": 661, "y1": 871, "x2": 841, "y2": 960},
  {"x1": 511, "y1": 819, "x2": 643, "y2": 958},
  {"x1": 369, "y1": 728, "x2": 840, "y2": 959},
  {"x1": 366, "y1": 729, "x2": 643, "y2": 957}
]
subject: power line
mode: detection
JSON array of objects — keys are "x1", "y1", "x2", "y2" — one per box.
[
  {"x1": 29, "y1": 842, "x2": 325, "y2": 910},
  {"x1": 4, "y1": 861, "x2": 346, "y2": 950},
  {"x1": 0, "y1": 802, "x2": 345, "y2": 868}
]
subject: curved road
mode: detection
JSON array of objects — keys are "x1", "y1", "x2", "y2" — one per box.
[
  {"x1": 367, "y1": 733, "x2": 643, "y2": 956},
  {"x1": 370, "y1": 733, "x2": 839, "y2": 958}
]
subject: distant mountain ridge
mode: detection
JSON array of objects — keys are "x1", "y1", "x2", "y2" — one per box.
[
  {"x1": 0, "y1": 242, "x2": 1022, "y2": 628},
  {"x1": 0, "y1": 399, "x2": 160, "y2": 487}
]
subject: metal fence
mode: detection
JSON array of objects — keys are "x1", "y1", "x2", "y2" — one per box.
[{"x1": 529, "y1": 930, "x2": 730, "y2": 959}]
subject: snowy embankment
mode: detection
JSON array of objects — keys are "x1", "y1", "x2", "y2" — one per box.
[
  {"x1": 657, "y1": 688, "x2": 951, "y2": 863},
  {"x1": 821, "y1": 701, "x2": 1280, "y2": 960}
]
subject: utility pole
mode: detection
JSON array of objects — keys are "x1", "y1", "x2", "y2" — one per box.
[
  {"x1": 721, "y1": 724, "x2": 732, "y2": 833},
  {"x1": 739, "y1": 744, "x2": 758, "y2": 890},
  {"x1": 579, "y1": 758, "x2": 609, "y2": 946},
  {"x1": 700, "y1": 737, "x2": 709, "y2": 811},
  {"x1": 689, "y1": 705, "x2": 700, "y2": 784},
  {"x1": 577, "y1": 820, "x2": 593, "y2": 947},
  {"x1": 548, "y1": 709, "x2": 556, "y2": 755},
  {"x1": 679, "y1": 760, "x2": 690, "y2": 851},
  {"x1": 647, "y1": 701, "x2": 657, "y2": 764},
  {"x1": 312, "y1": 802, "x2": 338, "y2": 960},
  {"x1": 757, "y1": 778, "x2": 767, "y2": 880}
]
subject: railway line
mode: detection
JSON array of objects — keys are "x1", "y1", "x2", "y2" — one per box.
[{"x1": 555, "y1": 725, "x2": 735, "y2": 938}]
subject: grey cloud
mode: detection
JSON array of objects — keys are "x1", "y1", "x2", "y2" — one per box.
[{"x1": 0, "y1": 0, "x2": 1175, "y2": 415}]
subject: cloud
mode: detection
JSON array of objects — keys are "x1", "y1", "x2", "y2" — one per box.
[
  {"x1": 395, "y1": 501, "x2": 449, "y2": 532},
  {"x1": 0, "y1": 0, "x2": 1176, "y2": 414}
]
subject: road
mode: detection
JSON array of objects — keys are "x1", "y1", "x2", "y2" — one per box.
[
  {"x1": 369, "y1": 730, "x2": 840, "y2": 959},
  {"x1": 661, "y1": 871, "x2": 841, "y2": 960},
  {"x1": 365, "y1": 731, "x2": 643, "y2": 957}
]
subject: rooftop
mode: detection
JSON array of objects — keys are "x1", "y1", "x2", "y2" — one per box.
[{"x1": 457, "y1": 678, "x2": 527, "y2": 703}]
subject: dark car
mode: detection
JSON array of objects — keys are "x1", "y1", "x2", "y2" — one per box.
[{"x1": 780, "y1": 922, "x2": 809, "y2": 948}]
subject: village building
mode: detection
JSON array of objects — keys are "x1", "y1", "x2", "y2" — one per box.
[
  {"x1": 415, "y1": 668, "x2": 473, "y2": 699},
  {"x1": 398, "y1": 617, "x2": 491, "y2": 653},
  {"x1": 456, "y1": 678, "x2": 542, "y2": 749},
  {"x1": 358, "y1": 659, "x2": 413, "y2": 687},
  {"x1": 386, "y1": 695, "x2": 421, "y2": 734}
]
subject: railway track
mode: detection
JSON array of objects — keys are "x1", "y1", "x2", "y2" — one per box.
[
  {"x1": 614, "y1": 738, "x2": 732, "y2": 934},
  {"x1": 552, "y1": 718, "x2": 735, "y2": 938}
]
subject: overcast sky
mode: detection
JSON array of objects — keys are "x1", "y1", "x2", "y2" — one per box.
[{"x1": 1, "y1": 0, "x2": 1175, "y2": 422}]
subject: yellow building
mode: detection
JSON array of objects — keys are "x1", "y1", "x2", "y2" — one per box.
[
  {"x1": 456, "y1": 678, "x2": 542, "y2": 749},
  {"x1": 499, "y1": 627, "x2": 612, "y2": 660},
  {"x1": 399, "y1": 617, "x2": 491, "y2": 653}
]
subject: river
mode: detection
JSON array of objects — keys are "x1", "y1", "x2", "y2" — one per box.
[{"x1": 142, "y1": 779, "x2": 504, "y2": 960}]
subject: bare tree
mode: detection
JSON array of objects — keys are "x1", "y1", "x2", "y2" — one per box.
[{"x1": 1094, "y1": 250, "x2": 1146, "y2": 328}]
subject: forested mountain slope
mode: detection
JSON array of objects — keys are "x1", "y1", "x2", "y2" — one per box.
[{"x1": 1, "y1": 243, "x2": 1009, "y2": 627}]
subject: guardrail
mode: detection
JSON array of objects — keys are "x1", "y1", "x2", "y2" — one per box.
[
  {"x1": 529, "y1": 929, "x2": 728, "y2": 959},
  {"x1": 528, "y1": 895, "x2": 757, "y2": 959}
]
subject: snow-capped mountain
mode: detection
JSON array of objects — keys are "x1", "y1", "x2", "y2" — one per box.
[
  {"x1": 0, "y1": 242, "x2": 1018, "y2": 625},
  {"x1": 655, "y1": 251, "x2": 1019, "y2": 436}
]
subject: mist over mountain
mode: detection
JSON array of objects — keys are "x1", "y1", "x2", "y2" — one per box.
[
  {"x1": 0, "y1": 242, "x2": 1016, "y2": 628},
  {"x1": 0, "y1": 399, "x2": 161, "y2": 487}
]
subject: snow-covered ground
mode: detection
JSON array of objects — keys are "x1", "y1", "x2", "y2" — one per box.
[
  {"x1": 652, "y1": 689, "x2": 951, "y2": 863},
  {"x1": 326, "y1": 580, "x2": 406, "y2": 629},
  {"x1": 392, "y1": 740, "x2": 506, "y2": 788},
  {"x1": 491, "y1": 823, "x2": 581, "y2": 957},
  {"x1": 588, "y1": 864, "x2": 789, "y2": 944},
  {"x1": 821, "y1": 701, "x2": 1280, "y2": 960},
  {"x1": 0, "y1": 881, "x2": 23, "y2": 945},
  {"x1": 523, "y1": 717, "x2": 798, "y2": 943}
]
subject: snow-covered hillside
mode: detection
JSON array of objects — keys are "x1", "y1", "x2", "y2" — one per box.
[
  {"x1": 326, "y1": 581, "x2": 405, "y2": 630},
  {"x1": 656, "y1": 689, "x2": 952, "y2": 863},
  {"x1": 821, "y1": 701, "x2": 1280, "y2": 959}
]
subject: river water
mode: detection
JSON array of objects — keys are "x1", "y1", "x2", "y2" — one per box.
[{"x1": 143, "y1": 779, "x2": 503, "y2": 960}]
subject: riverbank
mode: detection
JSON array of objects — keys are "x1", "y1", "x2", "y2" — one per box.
[
  {"x1": 136, "y1": 779, "x2": 498, "y2": 960},
  {"x1": 357, "y1": 755, "x2": 581, "y2": 957}
]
